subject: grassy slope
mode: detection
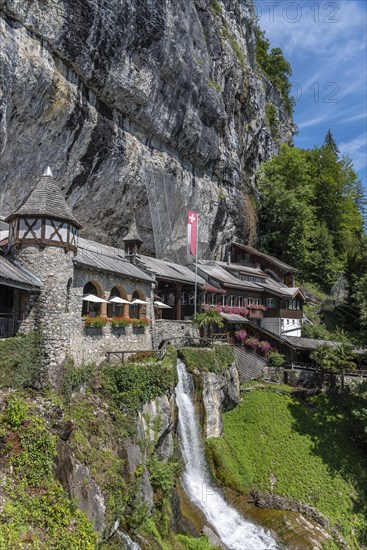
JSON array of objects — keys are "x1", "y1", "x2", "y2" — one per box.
[{"x1": 206, "y1": 389, "x2": 367, "y2": 548}]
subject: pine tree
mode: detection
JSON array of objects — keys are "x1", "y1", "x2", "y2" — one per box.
[{"x1": 324, "y1": 129, "x2": 340, "y2": 157}]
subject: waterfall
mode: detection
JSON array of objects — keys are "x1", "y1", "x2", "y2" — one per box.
[{"x1": 175, "y1": 359, "x2": 279, "y2": 550}]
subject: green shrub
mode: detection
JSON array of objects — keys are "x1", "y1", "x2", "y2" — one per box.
[
  {"x1": 0, "y1": 408, "x2": 97, "y2": 546},
  {"x1": 267, "y1": 351, "x2": 285, "y2": 368},
  {"x1": 101, "y1": 360, "x2": 175, "y2": 412},
  {"x1": 211, "y1": 0, "x2": 222, "y2": 17},
  {"x1": 176, "y1": 534, "x2": 217, "y2": 550},
  {"x1": 265, "y1": 102, "x2": 279, "y2": 137},
  {"x1": 180, "y1": 345, "x2": 234, "y2": 374},
  {"x1": 4, "y1": 396, "x2": 28, "y2": 428},
  {"x1": 0, "y1": 332, "x2": 42, "y2": 388},
  {"x1": 60, "y1": 358, "x2": 97, "y2": 402}
]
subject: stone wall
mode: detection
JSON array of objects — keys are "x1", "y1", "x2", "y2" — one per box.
[
  {"x1": 154, "y1": 319, "x2": 199, "y2": 348},
  {"x1": 11, "y1": 245, "x2": 155, "y2": 382},
  {"x1": 68, "y1": 265, "x2": 154, "y2": 366},
  {"x1": 12, "y1": 245, "x2": 75, "y2": 385}
]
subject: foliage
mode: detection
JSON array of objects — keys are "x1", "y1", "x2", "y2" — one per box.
[
  {"x1": 60, "y1": 358, "x2": 97, "y2": 403},
  {"x1": 110, "y1": 316, "x2": 131, "y2": 327},
  {"x1": 267, "y1": 351, "x2": 285, "y2": 368},
  {"x1": 101, "y1": 360, "x2": 175, "y2": 412},
  {"x1": 234, "y1": 330, "x2": 247, "y2": 342},
  {"x1": 265, "y1": 102, "x2": 279, "y2": 137},
  {"x1": 176, "y1": 534, "x2": 218, "y2": 550},
  {"x1": 194, "y1": 308, "x2": 224, "y2": 338},
  {"x1": 206, "y1": 389, "x2": 367, "y2": 546},
  {"x1": 209, "y1": 80, "x2": 221, "y2": 93},
  {"x1": 132, "y1": 318, "x2": 150, "y2": 327},
  {"x1": 221, "y1": 22, "x2": 245, "y2": 69},
  {"x1": 211, "y1": 0, "x2": 222, "y2": 17},
  {"x1": 83, "y1": 315, "x2": 108, "y2": 327},
  {"x1": 4, "y1": 395, "x2": 28, "y2": 428},
  {"x1": 256, "y1": 28, "x2": 294, "y2": 114},
  {"x1": 345, "y1": 234, "x2": 367, "y2": 333},
  {"x1": 179, "y1": 345, "x2": 234, "y2": 374},
  {"x1": 245, "y1": 337, "x2": 259, "y2": 350},
  {"x1": 256, "y1": 139, "x2": 365, "y2": 292},
  {"x1": 0, "y1": 332, "x2": 42, "y2": 388},
  {"x1": 0, "y1": 400, "x2": 97, "y2": 547}
]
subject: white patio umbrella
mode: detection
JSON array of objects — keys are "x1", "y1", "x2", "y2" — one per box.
[
  {"x1": 131, "y1": 299, "x2": 147, "y2": 305},
  {"x1": 154, "y1": 301, "x2": 172, "y2": 309},
  {"x1": 109, "y1": 296, "x2": 131, "y2": 304},
  {"x1": 82, "y1": 294, "x2": 109, "y2": 303}
]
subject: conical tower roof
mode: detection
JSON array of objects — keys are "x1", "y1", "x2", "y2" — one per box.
[
  {"x1": 5, "y1": 167, "x2": 82, "y2": 228},
  {"x1": 122, "y1": 212, "x2": 143, "y2": 244}
]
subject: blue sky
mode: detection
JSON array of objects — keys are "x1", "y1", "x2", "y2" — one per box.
[{"x1": 256, "y1": 0, "x2": 367, "y2": 192}]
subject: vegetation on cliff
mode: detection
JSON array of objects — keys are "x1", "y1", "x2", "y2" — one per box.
[
  {"x1": 206, "y1": 386, "x2": 367, "y2": 548},
  {"x1": 0, "y1": 337, "x2": 219, "y2": 549},
  {"x1": 0, "y1": 395, "x2": 97, "y2": 548}
]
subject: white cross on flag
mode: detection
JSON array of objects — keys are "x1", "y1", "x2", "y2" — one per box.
[{"x1": 187, "y1": 210, "x2": 198, "y2": 256}]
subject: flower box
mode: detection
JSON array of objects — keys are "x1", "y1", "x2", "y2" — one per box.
[
  {"x1": 110, "y1": 317, "x2": 132, "y2": 328},
  {"x1": 83, "y1": 315, "x2": 108, "y2": 328}
]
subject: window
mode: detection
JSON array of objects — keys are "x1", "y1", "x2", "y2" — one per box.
[
  {"x1": 266, "y1": 297, "x2": 276, "y2": 308},
  {"x1": 65, "y1": 278, "x2": 72, "y2": 313},
  {"x1": 248, "y1": 297, "x2": 254, "y2": 305}
]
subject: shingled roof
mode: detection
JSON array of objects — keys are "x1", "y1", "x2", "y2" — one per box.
[
  {"x1": 122, "y1": 212, "x2": 143, "y2": 243},
  {"x1": 232, "y1": 243, "x2": 298, "y2": 273},
  {"x1": 5, "y1": 168, "x2": 81, "y2": 228}
]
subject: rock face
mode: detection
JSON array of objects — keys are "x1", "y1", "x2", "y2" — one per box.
[
  {"x1": 202, "y1": 363, "x2": 240, "y2": 438},
  {"x1": 0, "y1": 0, "x2": 293, "y2": 259}
]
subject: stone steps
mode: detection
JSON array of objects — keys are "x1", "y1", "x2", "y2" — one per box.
[{"x1": 234, "y1": 346, "x2": 266, "y2": 383}]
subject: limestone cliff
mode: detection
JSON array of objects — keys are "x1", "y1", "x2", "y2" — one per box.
[{"x1": 0, "y1": 0, "x2": 293, "y2": 259}]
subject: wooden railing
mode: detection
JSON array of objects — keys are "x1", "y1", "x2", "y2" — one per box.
[
  {"x1": 288, "y1": 362, "x2": 367, "y2": 378},
  {"x1": 105, "y1": 335, "x2": 229, "y2": 364}
]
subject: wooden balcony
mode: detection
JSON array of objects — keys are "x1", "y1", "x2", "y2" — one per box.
[{"x1": 248, "y1": 309, "x2": 264, "y2": 320}]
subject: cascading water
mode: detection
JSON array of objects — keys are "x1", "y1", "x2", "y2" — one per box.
[{"x1": 175, "y1": 359, "x2": 279, "y2": 550}]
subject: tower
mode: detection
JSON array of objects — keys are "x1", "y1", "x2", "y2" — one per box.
[
  {"x1": 5, "y1": 167, "x2": 82, "y2": 386},
  {"x1": 122, "y1": 211, "x2": 143, "y2": 264}
]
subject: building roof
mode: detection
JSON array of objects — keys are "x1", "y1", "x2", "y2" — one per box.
[
  {"x1": 220, "y1": 313, "x2": 248, "y2": 323},
  {"x1": 122, "y1": 212, "x2": 143, "y2": 244},
  {"x1": 216, "y1": 260, "x2": 267, "y2": 278},
  {"x1": 196, "y1": 261, "x2": 263, "y2": 291},
  {"x1": 139, "y1": 255, "x2": 206, "y2": 286},
  {"x1": 257, "y1": 280, "x2": 305, "y2": 300},
  {"x1": 232, "y1": 242, "x2": 298, "y2": 273},
  {"x1": 0, "y1": 255, "x2": 42, "y2": 291},
  {"x1": 74, "y1": 238, "x2": 154, "y2": 283},
  {"x1": 5, "y1": 169, "x2": 81, "y2": 228},
  {"x1": 281, "y1": 336, "x2": 340, "y2": 350}
]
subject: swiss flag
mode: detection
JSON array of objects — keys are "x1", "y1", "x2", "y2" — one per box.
[{"x1": 187, "y1": 211, "x2": 198, "y2": 256}]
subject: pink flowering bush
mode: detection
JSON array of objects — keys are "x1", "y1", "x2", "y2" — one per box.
[
  {"x1": 235, "y1": 330, "x2": 248, "y2": 342},
  {"x1": 259, "y1": 340, "x2": 271, "y2": 355},
  {"x1": 245, "y1": 337, "x2": 260, "y2": 350},
  {"x1": 247, "y1": 304, "x2": 267, "y2": 311}
]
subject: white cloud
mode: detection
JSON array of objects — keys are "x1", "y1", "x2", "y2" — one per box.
[{"x1": 339, "y1": 134, "x2": 367, "y2": 171}]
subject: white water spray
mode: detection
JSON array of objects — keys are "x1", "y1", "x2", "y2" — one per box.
[{"x1": 175, "y1": 359, "x2": 279, "y2": 550}]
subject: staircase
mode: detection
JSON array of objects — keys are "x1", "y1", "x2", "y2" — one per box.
[{"x1": 234, "y1": 346, "x2": 267, "y2": 383}]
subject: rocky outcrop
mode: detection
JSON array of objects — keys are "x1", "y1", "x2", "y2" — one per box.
[
  {"x1": 0, "y1": 0, "x2": 293, "y2": 259},
  {"x1": 137, "y1": 393, "x2": 176, "y2": 461},
  {"x1": 251, "y1": 490, "x2": 350, "y2": 550},
  {"x1": 202, "y1": 363, "x2": 240, "y2": 438},
  {"x1": 54, "y1": 442, "x2": 106, "y2": 536}
]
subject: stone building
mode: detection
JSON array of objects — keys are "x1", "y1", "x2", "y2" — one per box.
[{"x1": 0, "y1": 168, "x2": 156, "y2": 385}]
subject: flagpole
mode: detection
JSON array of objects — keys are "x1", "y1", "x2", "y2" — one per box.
[{"x1": 194, "y1": 216, "x2": 198, "y2": 316}]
